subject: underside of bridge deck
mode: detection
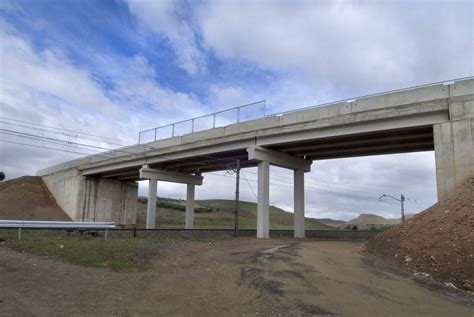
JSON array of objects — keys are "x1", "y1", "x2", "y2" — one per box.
[
  {"x1": 96, "y1": 125, "x2": 434, "y2": 181},
  {"x1": 267, "y1": 125, "x2": 434, "y2": 161}
]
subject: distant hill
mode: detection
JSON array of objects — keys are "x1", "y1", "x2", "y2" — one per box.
[
  {"x1": 348, "y1": 214, "x2": 400, "y2": 225},
  {"x1": 343, "y1": 213, "x2": 401, "y2": 230},
  {"x1": 137, "y1": 197, "x2": 333, "y2": 230},
  {"x1": 316, "y1": 218, "x2": 346, "y2": 228}
]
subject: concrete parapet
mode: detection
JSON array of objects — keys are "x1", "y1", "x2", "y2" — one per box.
[
  {"x1": 42, "y1": 169, "x2": 138, "y2": 226},
  {"x1": 352, "y1": 84, "x2": 449, "y2": 113}
]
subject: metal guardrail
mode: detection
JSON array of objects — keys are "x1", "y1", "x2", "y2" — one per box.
[
  {"x1": 138, "y1": 76, "x2": 473, "y2": 145},
  {"x1": 0, "y1": 220, "x2": 116, "y2": 240}
]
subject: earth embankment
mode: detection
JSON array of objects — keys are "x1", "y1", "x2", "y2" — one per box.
[
  {"x1": 0, "y1": 176, "x2": 70, "y2": 221},
  {"x1": 366, "y1": 178, "x2": 474, "y2": 291}
]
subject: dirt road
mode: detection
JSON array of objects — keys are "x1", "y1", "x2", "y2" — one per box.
[{"x1": 1, "y1": 239, "x2": 472, "y2": 316}]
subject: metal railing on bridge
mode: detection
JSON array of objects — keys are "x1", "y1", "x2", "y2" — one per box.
[{"x1": 139, "y1": 100, "x2": 266, "y2": 144}]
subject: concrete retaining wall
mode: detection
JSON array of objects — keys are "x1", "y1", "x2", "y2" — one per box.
[{"x1": 42, "y1": 169, "x2": 138, "y2": 226}]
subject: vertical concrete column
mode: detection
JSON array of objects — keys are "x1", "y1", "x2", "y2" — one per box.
[
  {"x1": 146, "y1": 178, "x2": 157, "y2": 229},
  {"x1": 257, "y1": 160, "x2": 270, "y2": 238},
  {"x1": 434, "y1": 118, "x2": 474, "y2": 199},
  {"x1": 294, "y1": 169, "x2": 305, "y2": 238},
  {"x1": 185, "y1": 184, "x2": 195, "y2": 229}
]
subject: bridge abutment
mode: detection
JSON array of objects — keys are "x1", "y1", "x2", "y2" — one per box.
[
  {"x1": 42, "y1": 169, "x2": 138, "y2": 226},
  {"x1": 434, "y1": 117, "x2": 474, "y2": 200}
]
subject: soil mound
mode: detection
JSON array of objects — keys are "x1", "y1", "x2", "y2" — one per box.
[
  {"x1": 366, "y1": 178, "x2": 474, "y2": 291},
  {"x1": 0, "y1": 176, "x2": 71, "y2": 221}
]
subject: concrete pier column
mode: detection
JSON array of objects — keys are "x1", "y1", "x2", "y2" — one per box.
[
  {"x1": 146, "y1": 179, "x2": 157, "y2": 229},
  {"x1": 294, "y1": 169, "x2": 305, "y2": 238},
  {"x1": 257, "y1": 160, "x2": 270, "y2": 238},
  {"x1": 185, "y1": 184, "x2": 195, "y2": 229}
]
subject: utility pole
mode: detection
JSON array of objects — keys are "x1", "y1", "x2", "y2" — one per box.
[
  {"x1": 379, "y1": 194, "x2": 406, "y2": 222},
  {"x1": 226, "y1": 160, "x2": 241, "y2": 237},
  {"x1": 400, "y1": 194, "x2": 405, "y2": 222},
  {"x1": 234, "y1": 160, "x2": 240, "y2": 237}
]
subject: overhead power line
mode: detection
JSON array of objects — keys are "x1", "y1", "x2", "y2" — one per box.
[
  {"x1": 0, "y1": 117, "x2": 133, "y2": 145},
  {"x1": 0, "y1": 139, "x2": 101, "y2": 157},
  {"x1": 241, "y1": 170, "x2": 258, "y2": 200},
  {"x1": 248, "y1": 169, "x2": 430, "y2": 208},
  {"x1": 0, "y1": 121, "x2": 131, "y2": 147},
  {"x1": 209, "y1": 172, "x2": 405, "y2": 207}
]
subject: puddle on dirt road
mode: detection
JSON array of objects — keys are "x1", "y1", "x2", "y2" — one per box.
[{"x1": 237, "y1": 240, "x2": 473, "y2": 317}]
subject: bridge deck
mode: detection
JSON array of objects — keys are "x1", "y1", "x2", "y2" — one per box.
[{"x1": 36, "y1": 78, "x2": 473, "y2": 180}]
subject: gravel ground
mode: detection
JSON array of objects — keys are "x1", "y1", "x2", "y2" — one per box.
[{"x1": 1, "y1": 238, "x2": 472, "y2": 316}]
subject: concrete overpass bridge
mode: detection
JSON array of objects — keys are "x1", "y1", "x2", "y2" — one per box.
[{"x1": 38, "y1": 78, "x2": 474, "y2": 238}]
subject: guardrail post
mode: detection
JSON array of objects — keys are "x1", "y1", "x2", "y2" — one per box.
[
  {"x1": 172, "y1": 124, "x2": 175, "y2": 137},
  {"x1": 192, "y1": 119, "x2": 195, "y2": 133},
  {"x1": 105, "y1": 228, "x2": 108, "y2": 240},
  {"x1": 237, "y1": 107, "x2": 240, "y2": 123},
  {"x1": 18, "y1": 227, "x2": 22, "y2": 240},
  {"x1": 154, "y1": 128, "x2": 157, "y2": 142},
  {"x1": 213, "y1": 114, "x2": 216, "y2": 128}
]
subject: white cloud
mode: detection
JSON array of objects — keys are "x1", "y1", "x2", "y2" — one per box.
[
  {"x1": 0, "y1": 20, "x2": 206, "y2": 178},
  {"x1": 196, "y1": 1, "x2": 472, "y2": 94},
  {"x1": 106, "y1": 54, "x2": 203, "y2": 122},
  {"x1": 0, "y1": 23, "x2": 122, "y2": 118},
  {"x1": 125, "y1": 0, "x2": 206, "y2": 76}
]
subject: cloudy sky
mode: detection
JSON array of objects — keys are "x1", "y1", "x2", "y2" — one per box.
[{"x1": 0, "y1": 0, "x2": 473, "y2": 221}]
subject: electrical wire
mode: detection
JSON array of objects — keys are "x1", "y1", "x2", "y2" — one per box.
[
  {"x1": 0, "y1": 139, "x2": 103, "y2": 156},
  {"x1": 0, "y1": 121, "x2": 131, "y2": 147},
  {"x1": 248, "y1": 169, "x2": 431, "y2": 208},
  {"x1": 209, "y1": 172, "x2": 403, "y2": 207},
  {"x1": 0, "y1": 129, "x2": 122, "y2": 153},
  {"x1": 0, "y1": 116, "x2": 133, "y2": 145},
  {"x1": 241, "y1": 170, "x2": 257, "y2": 200}
]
